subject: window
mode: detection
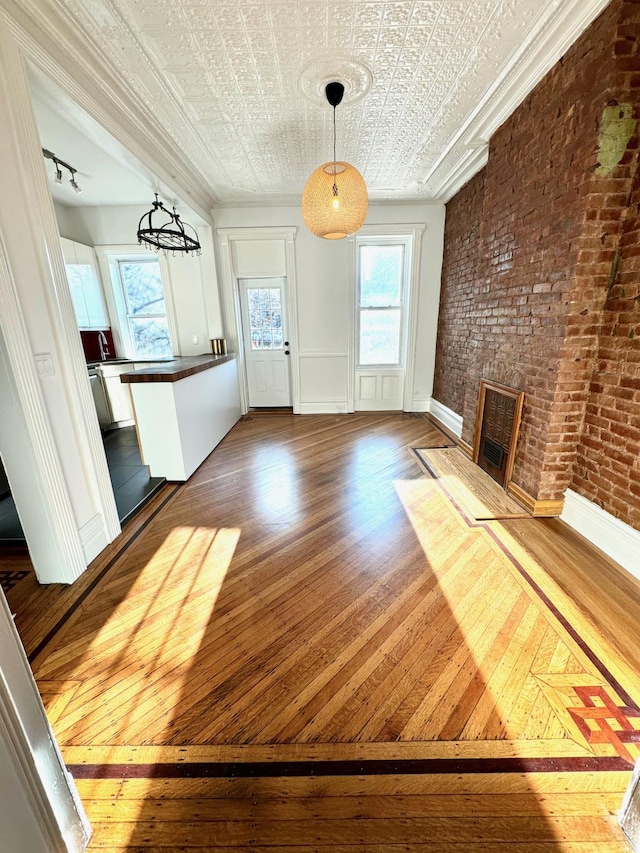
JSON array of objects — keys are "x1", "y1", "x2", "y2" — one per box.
[
  {"x1": 110, "y1": 258, "x2": 173, "y2": 359},
  {"x1": 356, "y1": 240, "x2": 409, "y2": 367}
]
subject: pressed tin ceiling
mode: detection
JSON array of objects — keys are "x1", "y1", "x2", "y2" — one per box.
[{"x1": 34, "y1": 0, "x2": 610, "y2": 206}]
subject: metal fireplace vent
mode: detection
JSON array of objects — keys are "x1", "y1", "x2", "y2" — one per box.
[{"x1": 481, "y1": 436, "x2": 505, "y2": 469}]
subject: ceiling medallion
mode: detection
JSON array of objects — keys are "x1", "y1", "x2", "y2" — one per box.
[{"x1": 297, "y1": 57, "x2": 373, "y2": 107}]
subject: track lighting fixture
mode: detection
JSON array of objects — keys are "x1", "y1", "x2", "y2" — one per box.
[{"x1": 42, "y1": 149, "x2": 82, "y2": 194}]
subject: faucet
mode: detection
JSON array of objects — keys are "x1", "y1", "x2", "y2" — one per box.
[{"x1": 98, "y1": 331, "x2": 110, "y2": 361}]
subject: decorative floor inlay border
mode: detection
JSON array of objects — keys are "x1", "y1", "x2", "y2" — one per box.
[
  {"x1": 410, "y1": 446, "x2": 640, "y2": 770},
  {"x1": 68, "y1": 755, "x2": 631, "y2": 779}
]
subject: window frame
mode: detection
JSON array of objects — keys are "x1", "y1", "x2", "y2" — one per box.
[
  {"x1": 355, "y1": 235, "x2": 412, "y2": 369},
  {"x1": 94, "y1": 247, "x2": 179, "y2": 360}
]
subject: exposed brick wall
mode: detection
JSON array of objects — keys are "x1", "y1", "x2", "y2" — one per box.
[
  {"x1": 432, "y1": 172, "x2": 484, "y2": 419},
  {"x1": 433, "y1": 0, "x2": 640, "y2": 529},
  {"x1": 571, "y1": 2, "x2": 640, "y2": 530}
]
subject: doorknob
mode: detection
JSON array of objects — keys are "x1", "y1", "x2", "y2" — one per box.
[
  {"x1": 285, "y1": 350, "x2": 290, "y2": 355},
  {"x1": 284, "y1": 341, "x2": 289, "y2": 346}
]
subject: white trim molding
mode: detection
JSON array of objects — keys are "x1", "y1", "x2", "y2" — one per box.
[
  {"x1": 429, "y1": 399, "x2": 463, "y2": 438},
  {"x1": 0, "y1": 592, "x2": 90, "y2": 851},
  {"x1": 216, "y1": 226, "x2": 300, "y2": 415},
  {"x1": 409, "y1": 396, "x2": 431, "y2": 413},
  {"x1": 79, "y1": 513, "x2": 109, "y2": 565},
  {"x1": 561, "y1": 489, "x2": 640, "y2": 582},
  {"x1": 0, "y1": 18, "x2": 120, "y2": 582},
  {"x1": 298, "y1": 402, "x2": 350, "y2": 415},
  {"x1": 436, "y1": 145, "x2": 489, "y2": 203},
  {"x1": 620, "y1": 758, "x2": 640, "y2": 852},
  {"x1": 426, "y1": 0, "x2": 612, "y2": 200},
  {"x1": 348, "y1": 224, "x2": 426, "y2": 415}
]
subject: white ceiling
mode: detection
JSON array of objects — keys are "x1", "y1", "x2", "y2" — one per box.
[{"x1": 31, "y1": 0, "x2": 610, "y2": 207}]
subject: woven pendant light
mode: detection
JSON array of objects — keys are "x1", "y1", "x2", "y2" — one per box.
[{"x1": 302, "y1": 82, "x2": 368, "y2": 240}]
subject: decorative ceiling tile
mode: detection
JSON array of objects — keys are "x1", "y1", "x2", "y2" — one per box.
[{"x1": 37, "y1": 0, "x2": 610, "y2": 205}]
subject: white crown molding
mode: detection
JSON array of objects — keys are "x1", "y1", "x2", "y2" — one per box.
[
  {"x1": 561, "y1": 489, "x2": 640, "y2": 582},
  {"x1": 436, "y1": 145, "x2": 490, "y2": 202},
  {"x1": 0, "y1": 0, "x2": 217, "y2": 223},
  {"x1": 429, "y1": 399, "x2": 464, "y2": 438},
  {"x1": 212, "y1": 196, "x2": 447, "y2": 211},
  {"x1": 426, "y1": 0, "x2": 612, "y2": 201}
]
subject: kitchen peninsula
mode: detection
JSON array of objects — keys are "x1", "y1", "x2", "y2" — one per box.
[{"x1": 120, "y1": 354, "x2": 241, "y2": 481}]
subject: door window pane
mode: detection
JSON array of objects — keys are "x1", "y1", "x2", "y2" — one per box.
[
  {"x1": 359, "y1": 308, "x2": 401, "y2": 365},
  {"x1": 360, "y1": 245, "x2": 403, "y2": 307},
  {"x1": 247, "y1": 287, "x2": 284, "y2": 350}
]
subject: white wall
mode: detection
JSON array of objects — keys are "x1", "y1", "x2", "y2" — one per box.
[
  {"x1": 53, "y1": 202, "x2": 93, "y2": 245},
  {"x1": 214, "y1": 203, "x2": 446, "y2": 412},
  {"x1": 54, "y1": 205, "x2": 222, "y2": 357}
]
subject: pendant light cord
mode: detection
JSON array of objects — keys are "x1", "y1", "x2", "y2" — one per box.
[{"x1": 332, "y1": 105, "x2": 338, "y2": 194}]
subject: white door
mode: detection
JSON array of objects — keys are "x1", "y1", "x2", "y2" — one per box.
[{"x1": 239, "y1": 278, "x2": 292, "y2": 407}]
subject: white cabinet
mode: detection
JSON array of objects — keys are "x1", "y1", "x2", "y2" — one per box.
[
  {"x1": 60, "y1": 237, "x2": 109, "y2": 330},
  {"x1": 98, "y1": 363, "x2": 135, "y2": 424}
]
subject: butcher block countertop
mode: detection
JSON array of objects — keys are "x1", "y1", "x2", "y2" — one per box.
[{"x1": 120, "y1": 354, "x2": 235, "y2": 383}]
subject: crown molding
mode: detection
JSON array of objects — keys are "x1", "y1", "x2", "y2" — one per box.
[
  {"x1": 426, "y1": 0, "x2": 612, "y2": 202},
  {"x1": 435, "y1": 145, "x2": 490, "y2": 203},
  {"x1": 0, "y1": 0, "x2": 217, "y2": 223}
]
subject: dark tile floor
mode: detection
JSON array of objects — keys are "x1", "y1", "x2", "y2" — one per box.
[
  {"x1": 103, "y1": 426, "x2": 165, "y2": 525},
  {"x1": 0, "y1": 426, "x2": 164, "y2": 541},
  {"x1": 0, "y1": 495, "x2": 24, "y2": 541}
]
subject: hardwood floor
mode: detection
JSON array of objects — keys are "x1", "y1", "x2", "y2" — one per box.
[{"x1": 3, "y1": 412, "x2": 640, "y2": 851}]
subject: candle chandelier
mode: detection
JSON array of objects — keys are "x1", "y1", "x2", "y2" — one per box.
[{"x1": 301, "y1": 82, "x2": 368, "y2": 240}]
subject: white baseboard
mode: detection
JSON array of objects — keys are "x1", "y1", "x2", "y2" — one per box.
[
  {"x1": 298, "y1": 402, "x2": 350, "y2": 415},
  {"x1": 79, "y1": 513, "x2": 109, "y2": 566},
  {"x1": 406, "y1": 397, "x2": 430, "y2": 413},
  {"x1": 561, "y1": 489, "x2": 640, "y2": 581},
  {"x1": 429, "y1": 399, "x2": 463, "y2": 438}
]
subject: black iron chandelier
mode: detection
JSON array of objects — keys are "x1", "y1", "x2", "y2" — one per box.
[{"x1": 137, "y1": 194, "x2": 201, "y2": 256}]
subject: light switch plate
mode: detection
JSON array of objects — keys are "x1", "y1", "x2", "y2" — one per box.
[{"x1": 34, "y1": 352, "x2": 55, "y2": 377}]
